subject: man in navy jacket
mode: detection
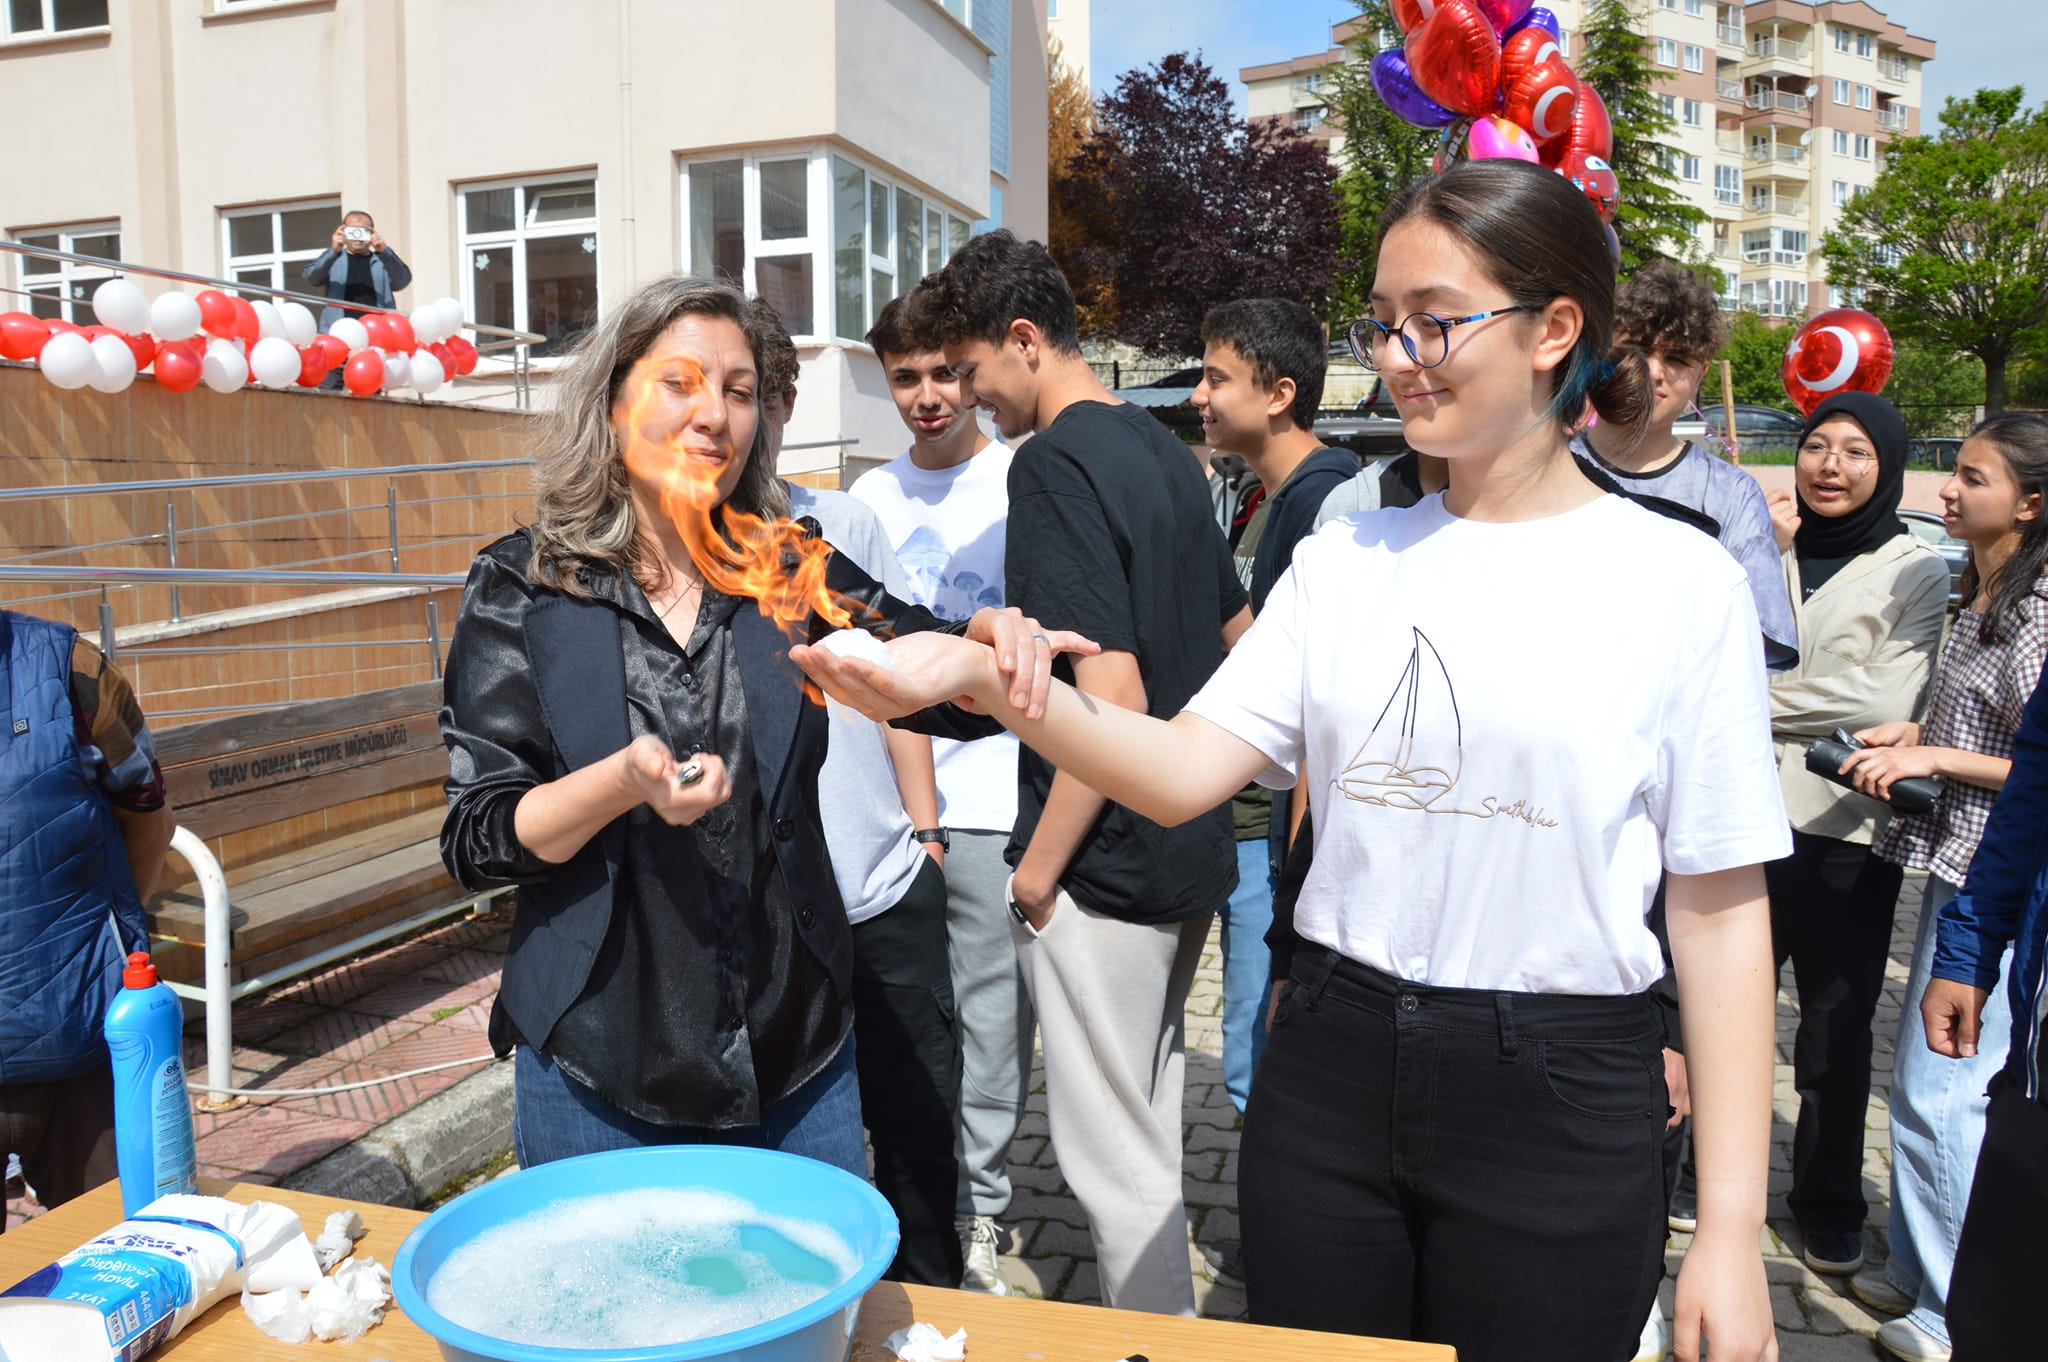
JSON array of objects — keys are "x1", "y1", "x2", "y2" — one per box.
[{"x1": 1922, "y1": 661, "x2": 2048, "y2": 1359}]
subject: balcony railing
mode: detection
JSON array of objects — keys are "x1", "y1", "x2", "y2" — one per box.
[
  {"x1": 1717, "y1": 78, "x2": 1744, "y2": 100},
  {"x1": 1876, "y1": 55, "x2": 1909, "y2": 81},
  {"x1": 1716, "y1": 189, "x2": 1743, "y2": 206},
  {"x1": 1713, "y1": 240, "x2": 1740, "y2": 258},
  {"x1": 1747, "y1": 194, "x2": 1807, "y2": 216},
  {"x1": 1876, "y1": 106, "x2": 1910, "y2": 130},
  {"x1": 1743, "y1": 249, "x2": 1809, "y2": 266},
  {"x1": 1717, "y1": 23, "x2": 1744, "y2": 46},
  {"x1": 1748, "y1": 35, "x2": 1809, "y2": 60},
  {"x1": 1748, "y1": 143, "x2": 1809, "y2": 166},
  {"x1": 1716, "y1": 130, "x2": 1744, "y2": 152},
  {"x1": 1748, "y1": 89, "x2": 1811, "y2": 114}
]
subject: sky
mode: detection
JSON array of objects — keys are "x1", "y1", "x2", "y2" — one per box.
[{"x1": 1089, "y1": 0, "x2": 2045, "y2": 121}]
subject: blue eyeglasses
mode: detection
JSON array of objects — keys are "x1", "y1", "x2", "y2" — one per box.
[{"x1": 1346, "y1": 305, "x2": 1539, "y2": 372}]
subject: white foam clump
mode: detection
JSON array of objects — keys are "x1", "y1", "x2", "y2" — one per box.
[
  {"x1": 817, "y1": 627, "x2": 895, "y2": 670},
  {"x1": 425, "y1": 1188, "x2": 858, "y2": 1350}
]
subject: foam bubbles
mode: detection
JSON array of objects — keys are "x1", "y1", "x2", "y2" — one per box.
[{"x1": 425, "y1": 1189, "x2": 856, "y2": 1349}]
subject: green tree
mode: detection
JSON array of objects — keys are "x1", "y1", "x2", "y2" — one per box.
[
  {"x1": 1323, "y1": 3, "x2": 1437, "y2": 317},
  {"x1": 1720, "y1": 310, "x2": 1797, "y2": 407},
  {"x1": 1821, "y1": 87, "x2": 2048, "y2": 414},
  {"x1": 1576, "y1": 0, "x2": 1710, "y2": 274},
  {"x1": 1884, "y1": 345, "x2": 1985, "y2": 438}
]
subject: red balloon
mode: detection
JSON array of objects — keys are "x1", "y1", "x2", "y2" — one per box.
[
  {"x1": 427, "y1": 340, "x2": 456, "y2": 375},
  {"x1": 313, "y1": 333, "x2": 350, "y2": 368},
  {"x1": 446, "y1": 335, "x2": 479, "y2": 376},
  {"x1": 385, "y1": 314, "x2": 417, "y2": 355},
  {"x1": 1404, "y1": 0, "x2": 1503, "y2": 118},
  {"x1": 1504, "y1": 57, "x2": 1579, "y2": 143},
  {"x1": 118, "y1": 332, "x2": 158, "y2": 371},
  {"x1": 0, "y1": 311, "x2": 52, "y2": 361},
  {"x1": 153, "y1": 339, "x2": 204, "y2": 393},
  {"x1": 1559, "y1": 151, "x2": 1620, "y2": 223},
  {"x1": 343, "y1": 349, "x2": 385, "y2": 396},
  {"x1": 1499, "y1": 26, "x2": 1563, "y2": 94},
  {"x1": 296, "y1": 346, "x2": 329, "y2": 387},
  {"x1": 1390, "y1": 0, "x2": 1437, "y2": 32},
  {"x1": 1474, "y1": 0, "x2": 1532, "y2": 35},
  {"x1": 45, "y1": 317, "x2": 82, "y2": 338},
  {"x1": 229, "y1": 297, "x2": 261, "y2": 348},
  {"x1": 1781, "y1": 309, "x2": 1895, "y2": 417},
  {"x1": 196, "y1": 289, "x2": 238, "y2": 339},
  {"x1": 361, "y1": 312, "x2": 400, "y2": 351},
  {"x1": 1540, "y1": 82, "x2": 1612, "y2": 167}
]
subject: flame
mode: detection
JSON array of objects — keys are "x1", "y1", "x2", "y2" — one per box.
[{"x1": 618, "y1": 355, "x2": 861, "y2": 637}]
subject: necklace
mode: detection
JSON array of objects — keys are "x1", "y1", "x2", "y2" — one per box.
[{"x1": 653, "y1": 577, "x2": 704, "y2": 620}]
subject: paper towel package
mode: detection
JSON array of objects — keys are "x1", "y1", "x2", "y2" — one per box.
[{"x1": 0, "y1": 1194, "x2": 319, "y2": 1362}]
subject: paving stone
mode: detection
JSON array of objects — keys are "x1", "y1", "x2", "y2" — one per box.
[
  {"x1": 1008, "y1": 1188, "x2": 1092, "y2": 1229},
  {"x1": 1002, "y1": 1253, "x2": 1073, "y2": 1300},
  {"x1": 1022, "y1": 1217, "x2": 1093, "y2": 1258},
  {"x1": 1773, "y1": 1283, "x2": 1807, "y2": 1334},
  {"x1": 1183, "y1": 1175, "x2": 1237, "y2": 1211},
  {"x1": 1184, "y1": 1122, "x2": 1237, "y2": 1152},
  {"x1": 1799, "y1": 1281, "x2": 1877, "y2": 1336},
  {"x1": 1062, "y1": 1259, "x2": 1103, "y2": 1307},
  {"x1": 1006, "y1": 1134, "x2": 1049, "y2": 1169},
  {"x1": 1195, "y1": 1206, "x2": 1240, "y2": 1244},
  {"x1": 1181, "y1": 1148, "x2": 1224, "y2": 1183},
  {"x1": 1006, "y1": 1160, "x2": 1070, "y2": 1195}
]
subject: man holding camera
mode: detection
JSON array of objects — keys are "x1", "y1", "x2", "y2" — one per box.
[{"x1": 302, "y1": 210, "x2": 412, "y2": 335}]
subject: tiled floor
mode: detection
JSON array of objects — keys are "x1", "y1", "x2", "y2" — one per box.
[{"x1": 5, "y1": 878, "x2": 1934, "y2": 1359}]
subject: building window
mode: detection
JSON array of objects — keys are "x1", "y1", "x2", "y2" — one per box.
[
  {"x1": 1855, "y1": 83, "x2": 1873, "y2": 109},
  {"x1": 1657, "y1": 37, "x2": 1677, "y2": 66},
  {"x1": 1740, "y1": 278, "x2": 1808, "y2": 316},
  {"x1": 1715, "y1": 163, "x2": 1742, "y2": 203},
  {"x1": 1833, "y1": 27, "x2": 1852, "y2": 52},
  {"x1": 935, "y1": 0, "x2": 970, "y2": 22},
  {"x1": 822, "y1": 152, "x2": 972, "y2": 343},
  {"x1": 10, "y1": 222, "x2": 120, "y2": 324},
  {"x1": 1555, "y1": 27, "x2": 1571, "y2": 57},
  {"x1": 1045, "y1": 0, "x2": 1055, "y2": 17},
  {"x1": 460, "y1": 174, "x2": 599, "y2": 360},
  {"x1": 1683, "y1": 43, "x2": 1704, "y2": 72},
  {"x1": 1659, "y1": 93, "x2": 1678, "y2": 119},
  {"x1": 1681, "y1": 154, "x2": 1702, "y2": 182},
  {"x1": 221, "y1": 199, "x2": 340, "y2": 294},
  {"x1": 1683, "y1": 98, "x2": 1704, "y2": 127},
  {"x1": 2, "y1": 0, "x2": 107, "y2": 37},
  {"x1": 1658, "y1": 0, "x2": 1676, "y2": 8},
  {"x1": 1741, "y1": 227, "x2": 1807, "y2": 264},
  {"x1": 1856, "y1": 32, "x2": 1875, "y2": 57},
  {"x1": 1855, "y1": 134, "x2": 1872, "y2": 159},
  {"x1": 1685, "y1": 0, "x2": 1704, "y2": 14},
  {"x1": 1832, "y1": 78, "x2": 1850, "y2": 104},
  {"x1": 1293, "y1": 105, "x2": 1327, "y2": 130},
  {"x1": 1297, "y1": 71, "x2": 1324, "y2": 93},
  {"x1": 1832, "y1": 129, "x2": 1851, "y2": 155},
  {"x1": 682, "y1": 154, "x2": 827, "y2": 339},
  {"x1": 1832, "y1": 180, "x2": 1852, "y2": 206}
]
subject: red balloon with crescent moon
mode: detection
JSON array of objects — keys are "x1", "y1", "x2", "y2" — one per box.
[
  {"x1": 1539, "y1": 82, "x2": 1613, "y2": 167},
  {"x1": 1498, "y1": 25, "x2": 1561, "y2": 94},
  {"x1": 1782, "y1": 308, "x2": 1894, "y2": 416},
  {"x1": 1390, "y1": 0, "x2": 1438, "y2": 32},
  {"x1": 1504, "y1": 58, "x2": 1579, "y2": 142},
  {"x1": 1403, "y1": 0, "x2": 1504, "y2": 117}
]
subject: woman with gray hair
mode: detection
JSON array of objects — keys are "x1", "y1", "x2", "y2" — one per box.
[{"x1": 437, "y1": 275, "x2": 1080, "y2": 1172}]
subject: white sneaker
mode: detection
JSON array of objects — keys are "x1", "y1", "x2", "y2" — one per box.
[
  {"x1": 1876, "y1": 1316, "x2": 1952, "y2": 1362},
  {"x1": 1851, "y1": 1267, "x2": 1915, "y2": 1316},
  {"x1": 956, "y1": 1216, "x2": 1010, "y2": 1296},
  {"x1": 1632, "y1": 1300, "x2": 1671, "y2": 1362}
]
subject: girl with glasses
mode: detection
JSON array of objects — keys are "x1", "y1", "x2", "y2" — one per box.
[
  {"x1": 792, "y1": 159, "x2": 1787, "y2": 1362},
  {"x1": 1758, "y1": 393, "x2": 1950, "y2": 1281}
]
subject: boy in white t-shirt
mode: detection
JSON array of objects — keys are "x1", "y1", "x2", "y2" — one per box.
[{"x1": 848, "y1": 297, "x2": 1024, "y2": 1297}]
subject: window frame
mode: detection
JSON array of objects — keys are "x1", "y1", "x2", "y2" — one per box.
[
  {"x1": 1832, "y1": 27, "x2": 1852, "y2": 52},
  {"x1": 9, "y1": 220, "x2": 121, "y2": 325},
  {"x1": 1, "y1": 0, "x2": 108, "y2": 39},
  {"x1": 1681, "y1": 154, "x2": 1702, "y2": 182},
  {"x1": 219, "y1": 197, "x2": 342, "y2": 295},
  {"x1": 1656, "y1": 37, "x2": 1678, "y2": 67},
  {"x1": 1682, "y1": 97, "x2": 1704, "y2": 127},
  {"x1": 1856, "y1": 32, "x2": 1875, "y2": 57},
  {"x1": 457, "y1": 170, "x2": 602, "y2": 365},
  {"x1": 1683, "y1": 43, "x2": 1704, "y2": 73},
  {"x1": 1715, "y1": 162, "x2": 1742, "y2": 204},
  {"x1": 1855, "y1": 83, "x2": 1873, "y2": 110}
]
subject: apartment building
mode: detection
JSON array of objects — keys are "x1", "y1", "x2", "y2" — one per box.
[
  {"x1": 0, "y1": 0, "x2": 1049, "y2": 460},
  {"x1": 1241, "y1": 0, "x2": 1933, "y2": 319},
  {"x1": 1047, "y1": 0, "x2": 1090, "y2": 86}
]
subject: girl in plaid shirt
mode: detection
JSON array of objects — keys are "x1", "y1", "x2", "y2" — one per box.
[{"x1": 1840, "y1": 411, "x2": 2048, "y2": 1362}]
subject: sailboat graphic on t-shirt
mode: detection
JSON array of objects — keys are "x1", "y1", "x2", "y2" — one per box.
[
  {"x1": 1339, "y1": 627, "x2": 1462, "y2": 809},
  {"x1": 1336, "y1": 627, "x2": 1559, "y2": 828}
]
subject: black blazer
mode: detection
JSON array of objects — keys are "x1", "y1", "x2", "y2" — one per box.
[{"x1": 439, "y1": 527, "x2": 993, "y2": 1058}]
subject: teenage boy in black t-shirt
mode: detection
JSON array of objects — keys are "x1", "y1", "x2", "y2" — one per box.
[{"x1": 905, "y1": 231, "x2": 1250, "y2": 1317}]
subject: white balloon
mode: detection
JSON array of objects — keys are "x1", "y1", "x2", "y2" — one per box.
[
  {"x1": 279, "y1": 301, "x2": 317, "y2": 348},
  {"x1": 408, "y1": 304, "x2": 443, "y2": 345},
  {"x1": 251, "y1": 300, "x2": 286, "y2": 342},
  {"x1": 409, "y1": 352, "x2": 446, "y2": 395},
  {"x1": 149, "y1": 291, "x2": 203, "y2": 342},
  {"x1": 329, "y1": 317, "x2": 370, "y2": 353},
  {"x1": 38, "y1": 331, "x2": 98, "y2": 390},
  {"x1": 435, "y1": 296, "x2": 465, "y2": 338},
  {"x1": 382, "y1": 351, "x2": 413, "y2": 391},
  {"x1": 250, "y1": 336, "x2": 301, "y2": 389},
  {"x1": 87, "y1": 334, "x2": 137, "y2": 393},
  {"x1": 202, "y1": 338, "x2": 248, "y2": 393},
  {"x1": 91, "y1": 279, "x2": 150, "y2": 335}
]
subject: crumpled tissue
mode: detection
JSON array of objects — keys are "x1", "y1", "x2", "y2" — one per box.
[
  {"x1": 312, "y1": 1209, "x2": 365, "y2": 1273},
  {"x1": 0, "y1": 1194, "x2": 321, "y2": 1362},
  {"x1": 884, "y1": 1321, "x2": 968, "y2": 1362},
  {"x1": 241, "y1": 1256, "x2": 391, "y2": 1344}
]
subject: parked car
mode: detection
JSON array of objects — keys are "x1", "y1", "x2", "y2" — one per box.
[
  {"x1": 1899, "y1": 508, "x2": 1969, "y2": 609},
  {"x1": 1313, "y1": 377, "x2": 1409, "y2": 465},
  {"x1": 1701, "y1": 402, "x2": 1806, "y2": 456}
]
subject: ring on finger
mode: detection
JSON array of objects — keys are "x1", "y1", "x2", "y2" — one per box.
[
  {"x1": 676, "y1": 757, "x2": 705, "y2": 786},
  {"x1": 1031, "y1": 633, "x2": 1050, "y2": 647}
]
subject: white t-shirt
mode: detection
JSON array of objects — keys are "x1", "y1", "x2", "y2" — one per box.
[
  {"x1": 1184, "y1": 492, "x2": 1790, "y2": 995},
  {"x1": 849, "y1": 442, "x2": 1020, "y2": 833},
  {"x1": 787, "y1": 485, "x2": 927, "y2": 926}
]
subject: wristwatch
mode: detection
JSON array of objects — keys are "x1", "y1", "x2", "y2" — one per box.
[{"x1": 911, "y1": 827, "x2": 950, "y2": 851}]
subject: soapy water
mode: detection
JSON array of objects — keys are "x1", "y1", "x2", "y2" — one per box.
[{"x1": 425, "y1": 1189, "x2": 859, "y2": 1349}]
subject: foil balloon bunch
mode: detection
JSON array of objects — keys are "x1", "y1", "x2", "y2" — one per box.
[{"x1": 1370, "y1": 1, "x2": 1619, "y2": 258}]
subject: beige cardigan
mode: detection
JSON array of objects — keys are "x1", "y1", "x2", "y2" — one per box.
[{"x1": 1770, "y1": 531, "x2": 1950, "y2": 844}]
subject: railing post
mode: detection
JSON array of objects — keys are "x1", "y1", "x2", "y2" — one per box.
[
  {"x1": 426, "y1": 596, "x2": 444, "y2": 680},
  {"x1": 165, "y1": 498, "x2": 183, "y2": 622},
  {"x1": 98, "y1": 589, "x2": 117, "y2": 663},
  {"x1": 387, "y1": 479, "x2": 401, "y2": 572}
]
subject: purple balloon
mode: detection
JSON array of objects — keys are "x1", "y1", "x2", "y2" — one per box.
[
  {"x1": 1504, "y1": 6, "x2": 1562, "y2": 41},
  {"x1": 1476, "y1": 0, "x2": 1533, "y2": 34},
  {"x1": 1370, "y1": 49, "x2": 1458, "y2": 129}
]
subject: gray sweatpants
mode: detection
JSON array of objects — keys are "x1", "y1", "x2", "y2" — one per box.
[
  {"x1": 947, "y1": 830, "x2": 1035, "y2": 1219},
  {"x1": 1012, "y1": 884, "x2": 1209, "y2": 1317}
]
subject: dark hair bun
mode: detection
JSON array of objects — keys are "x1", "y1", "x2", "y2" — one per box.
[{"x1": 1589, "y1": 342, "x2": 1654, "y2": 432}]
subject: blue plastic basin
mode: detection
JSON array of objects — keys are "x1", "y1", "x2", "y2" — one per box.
[{"x1": 390, "y1": 1146, "x2": 900, "y2": 1362}]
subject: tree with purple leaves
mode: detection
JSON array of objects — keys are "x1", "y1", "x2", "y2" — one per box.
[{"x1": 1052, "y1": 52, "x2": 1341, "y2": 359}]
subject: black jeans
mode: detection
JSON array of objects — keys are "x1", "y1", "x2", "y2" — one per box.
[
  {"x1": 0, "y1": 1062, "x2": 117, "y2": 1230},
  {"x1": 849, "y1": 857, "x2": 964, "y2": 1287},
  {"x1": 1948, "y1": 1074, "x2": 2047, "y2": 1361},
  {"x1": 1240, "y1": 948, "x2": 1667, "y2": 1362},
  {"x1": 1766, "y1": 829, "x2": 1902, "y2": 1232}
]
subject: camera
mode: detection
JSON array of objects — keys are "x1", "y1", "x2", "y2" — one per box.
[
  {"x1": 1804, "y1": 728, "x2": 1942, "y2": 817},
  {"x1": 343, "y1": 226, "x2": 372, "y2": 243}
]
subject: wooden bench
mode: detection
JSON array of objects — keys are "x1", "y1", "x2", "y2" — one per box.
[{"x1": 148, "y1": 682, "x2": 507, "y2": 1105}]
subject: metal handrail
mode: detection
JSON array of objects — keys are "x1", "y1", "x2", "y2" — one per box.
[
  {"x1": 0, "y1": 566, "x2": 463, "y2": 588},
  {"x1": 0, "y1": 238, "x2": 547, "y2": 406},
  {"x1": 0, "y1": 458, "x2": 529, "y2": 504}
]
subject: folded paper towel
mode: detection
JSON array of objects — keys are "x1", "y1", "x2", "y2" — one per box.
[
  {"x1": 0, "y1": 1194, "x2": 321, "y2": 1361},
  {"x1": 885, "y1": 1321, "x2": 968, "y2": 1362}
]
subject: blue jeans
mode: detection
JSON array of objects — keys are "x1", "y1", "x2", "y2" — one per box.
[
  {"x1": 1884, "y1": 873, "x2": 2011, "y2": 1347},
  {"x1": 513, "y1": 1037, "x2": 868, "y2": 1180},
  {"x1": 1220, "y1": 835, "x2": 1278, "y2": 1113}
]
